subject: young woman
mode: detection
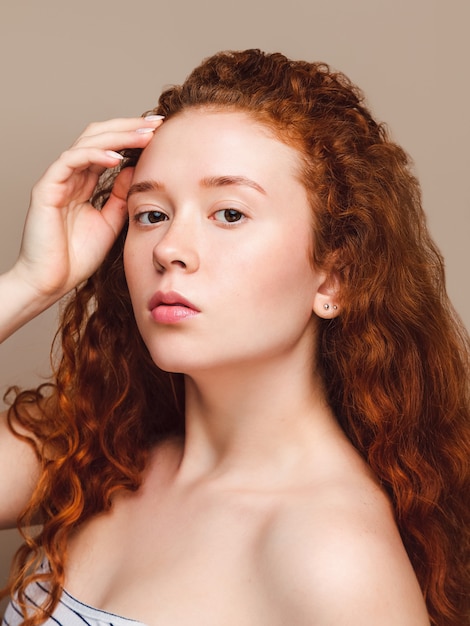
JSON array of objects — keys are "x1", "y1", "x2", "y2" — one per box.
[{"x1": 1, "y1": 49, "x2": 469, "y2": 626}]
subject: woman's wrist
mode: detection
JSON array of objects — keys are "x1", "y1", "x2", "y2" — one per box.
[{"x1": 0, "y1": 268, "x2": 61, "y2": 343}]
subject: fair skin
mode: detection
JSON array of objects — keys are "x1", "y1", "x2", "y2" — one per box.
[{"x1": 0, "y1": 111, "x2": 430, "y2": 625}]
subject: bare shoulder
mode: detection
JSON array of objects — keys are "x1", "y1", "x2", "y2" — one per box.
[
  {"x1": 257, "y1": 461, "x2": 430, "y2": 625},
  {"x1": 0, "y1": 403, "x2": 42, "y2": 529}
]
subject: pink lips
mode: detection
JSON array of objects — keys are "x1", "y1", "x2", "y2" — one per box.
[{"x1": 148, "y1": 291, "x2": 200, "y2": 324}]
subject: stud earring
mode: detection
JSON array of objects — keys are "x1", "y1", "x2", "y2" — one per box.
[{"x1": 323, "y1": 303, "x2": 330, "y2": 310}]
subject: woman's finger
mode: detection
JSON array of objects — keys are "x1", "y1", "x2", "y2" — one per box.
[
  {"x1": 71, "y1": 116, "x2": 164, "y2": 147},
  {"x1": 38, "y1": 123, "x2": 161, "y2": 187},
  {"x1": 100, "y1": 167, "x2": 135, "y2": 237}
]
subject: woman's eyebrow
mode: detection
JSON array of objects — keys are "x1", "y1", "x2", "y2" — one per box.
[
  {"x1": 127, "y1": 180, "x2": 162, "y2": 200},
  {"x1": 127, "y1": 175, "x2": 267, "y2": 201},
  {"x1": 200, "y1": 175, "x2": 266, "y2": 195}
]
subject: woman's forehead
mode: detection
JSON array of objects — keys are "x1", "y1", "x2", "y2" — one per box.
[{"x1": 133, "y1": 109, "x2": 304, "y2": 185}]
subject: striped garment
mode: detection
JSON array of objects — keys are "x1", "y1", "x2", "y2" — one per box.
[{"x1": 2, "y1": 580, "x2": 146, "y2": 626}]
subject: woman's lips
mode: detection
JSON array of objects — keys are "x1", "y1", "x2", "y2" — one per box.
[
  {"x1": 148, "y1": 291, "x2": 200, "y2": 324},
  {"x1": 151, "y1": 305, "x2": 199, "y2": 324}
]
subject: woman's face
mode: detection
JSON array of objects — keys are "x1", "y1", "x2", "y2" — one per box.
[{"x1": 124, "y1": 109, "x2": 328, "y2": 375}]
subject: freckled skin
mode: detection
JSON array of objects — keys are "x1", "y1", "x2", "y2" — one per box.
[{"x1": 124, "y1": 109, "x2": 323, "y2": 377}]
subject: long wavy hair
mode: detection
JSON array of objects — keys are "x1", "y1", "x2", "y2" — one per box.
[{"x1": 3, "y1": 49, "x2": 470, "y2": 626}]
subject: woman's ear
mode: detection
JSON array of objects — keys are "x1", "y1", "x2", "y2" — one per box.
[{"x1": 312, "y1": 271, "x2": 341, "y2": 319}]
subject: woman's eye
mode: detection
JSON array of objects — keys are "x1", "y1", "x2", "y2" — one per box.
[
  {"x1": 213, "y1": 208, "x2": 245, "y2": 224},
  {"x1": 135, "y1": 210, "x2": 168, "y2": 225}
]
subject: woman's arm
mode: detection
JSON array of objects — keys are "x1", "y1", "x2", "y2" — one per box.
[
  {"x1": 0, "y1": 116, "x2": 163, "y2": 343},
  {"x1": 0, "y1": 116, "x2": 163, "y2": 525},
  {"x1": 0, "y1": 409, "x2": 41, "y2": 530}
]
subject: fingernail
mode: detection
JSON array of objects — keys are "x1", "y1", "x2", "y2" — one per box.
[
  {"x1": 106, "y1": 150, "x2": 124, "y2": 159},
  {"x1": 144, "y1": 114, "x2": 165, "y2": 121},
  {"x1": 136, "y1": 127, "x2": 157, "y2": 134}
]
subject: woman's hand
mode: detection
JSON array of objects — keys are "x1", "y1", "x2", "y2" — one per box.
[
  {"x1": 0, "y1": 116, "x2": 163, "y2": 342},
  {"x1": 14, "y1": 116, "x2": 163, "y2": 298}
]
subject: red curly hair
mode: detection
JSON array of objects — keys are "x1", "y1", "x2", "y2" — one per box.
[{"x1": 3, "y1": 49, "x2": 470, "y2": 626}]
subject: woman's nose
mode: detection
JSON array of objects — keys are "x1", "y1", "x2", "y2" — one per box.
[{"x1": 152, "y1": 219, "x2": 200, "y2": 274}]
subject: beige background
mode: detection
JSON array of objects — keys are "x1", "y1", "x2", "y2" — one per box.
[{"x1": 0, "y1": 0, "x2": 468, "y2": 611}]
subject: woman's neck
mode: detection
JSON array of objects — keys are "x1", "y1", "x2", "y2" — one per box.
[{"x1": 173, "y1": 353, "x2": 340, "y2": 488}]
